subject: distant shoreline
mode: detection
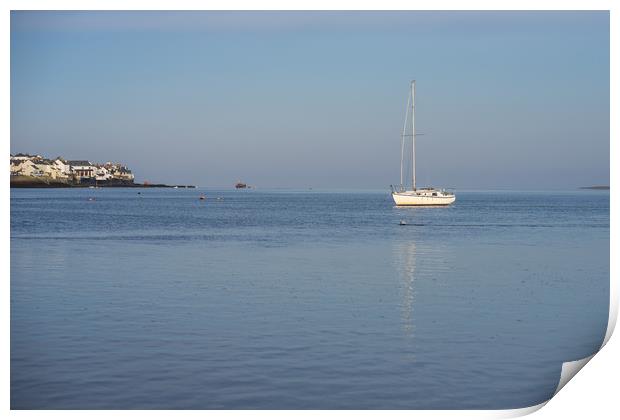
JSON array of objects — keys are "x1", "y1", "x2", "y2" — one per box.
[
  {"x1": 580, "y1": 186, "x2": 610, "y2": 190},
  {"x1": 10, "y1": 184, "x2": 196, "y2": 189},
  {"x1": 10, "y1": 176, "x2": 195, "y2": 189}
]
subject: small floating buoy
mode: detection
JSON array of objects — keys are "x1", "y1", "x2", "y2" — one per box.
[
  {"x1": 399, "y1": 220, "x2": 407, "y2": 225},
  {"x1": 137, "y1": 192, "x2": 141, "y2": 195}
]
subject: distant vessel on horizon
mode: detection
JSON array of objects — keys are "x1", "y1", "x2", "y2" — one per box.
[
  {"x1": 235, "y1": 181, "x2": 248, "y2": 189},
  {"x1": 391, "y1": 81, "x2": 456, "y2": 206}
]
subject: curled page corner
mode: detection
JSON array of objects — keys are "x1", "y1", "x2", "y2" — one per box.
[
  {"x1": 491, "y1": 355, "x2": 597, "y2": 419},
  {"x1": 550, "y1": 267, "x2": 618, "y2": 397},
  {"x1": 602, "y1": 288, "x2": 618, "y2": 348},
  {"x1": 494, "y1": 401, "x2": 548, "y2": 418},
  {"x1": 554, "y1": 355, "x2": 595, "y2": 396}
]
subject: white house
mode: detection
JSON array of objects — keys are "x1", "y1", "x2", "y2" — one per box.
[
  {"x1": 10, "y1": 159, "x2": 43, "y2": 177},
  {"x1": 66, "y1": 160, "x2": 96, "y2": 179},
  {"x1": 109, "y1": 165, "x2": 134, "y2": 181},
  {"x1": 95, "y1": 165, "x2": 112, "y2": 181},
  {"x1": 53, "y1": 158, "x2": 71, "y2": 178},
  {"x1": 11, "y1": 156, "x2": 70, "y2": 179}
]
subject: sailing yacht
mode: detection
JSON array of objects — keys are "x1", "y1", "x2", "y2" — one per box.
[{"x1": 392, "y1": 81, "x2": 456, "y2": 206}]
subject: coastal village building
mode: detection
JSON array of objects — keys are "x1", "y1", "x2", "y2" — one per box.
[
  {"x1": 35, "y1": 158, "x2": 70, "y2": 180},
  {"x1": 11, "y1": 155, "x2": 72, "y2": 180},
  {"x1": 109, "y1": 165, "x2": 134, "y2": 181},
  {"x1": 10, "y1": 154, "x2": 136, "y2": 183},
  {"x1": 66, "y1": 160, "x2": 96, "y2": 179},
  {"x1": 95, "y1": 166, "x2": 111, "y2": 181},
  {"x1": 53, "y1": 158, "x2": 71, "y2": 177},
  {"x1": 10, "y1": 158, "x2": 43, "y2": 177}
]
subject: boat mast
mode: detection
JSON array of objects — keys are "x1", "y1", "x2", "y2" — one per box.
[
  {"x1": 400, "y1": 91, "x2": 411, "y2": 189},
  {"x1": 411, "y1": 80, "x2": 416, "y2": 191}
]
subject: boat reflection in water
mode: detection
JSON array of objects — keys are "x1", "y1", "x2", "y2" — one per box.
[
  {"x1": 393, "y1": 238, "x2": 453, "y2": 357},
  {"x1": 393, "y1": 241, "x2": 418, "y2": 343}
]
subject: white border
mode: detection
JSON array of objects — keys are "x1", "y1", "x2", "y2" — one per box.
[{"x1": 3, "y1": 1, "x2": 616, "y2": 419}]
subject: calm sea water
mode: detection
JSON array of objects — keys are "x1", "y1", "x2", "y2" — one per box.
[{"x1": 10, "y1": 188, "x2": 609, "y2": 409}]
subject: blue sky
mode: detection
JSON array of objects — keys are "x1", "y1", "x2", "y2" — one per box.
[{"x1": 11, "y1": 11, "x2": 609, "y2": 189}]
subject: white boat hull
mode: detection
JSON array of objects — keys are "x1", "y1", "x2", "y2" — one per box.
[{"x1": 392, "y1": 191, "x2": 455, "y2": 206}]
